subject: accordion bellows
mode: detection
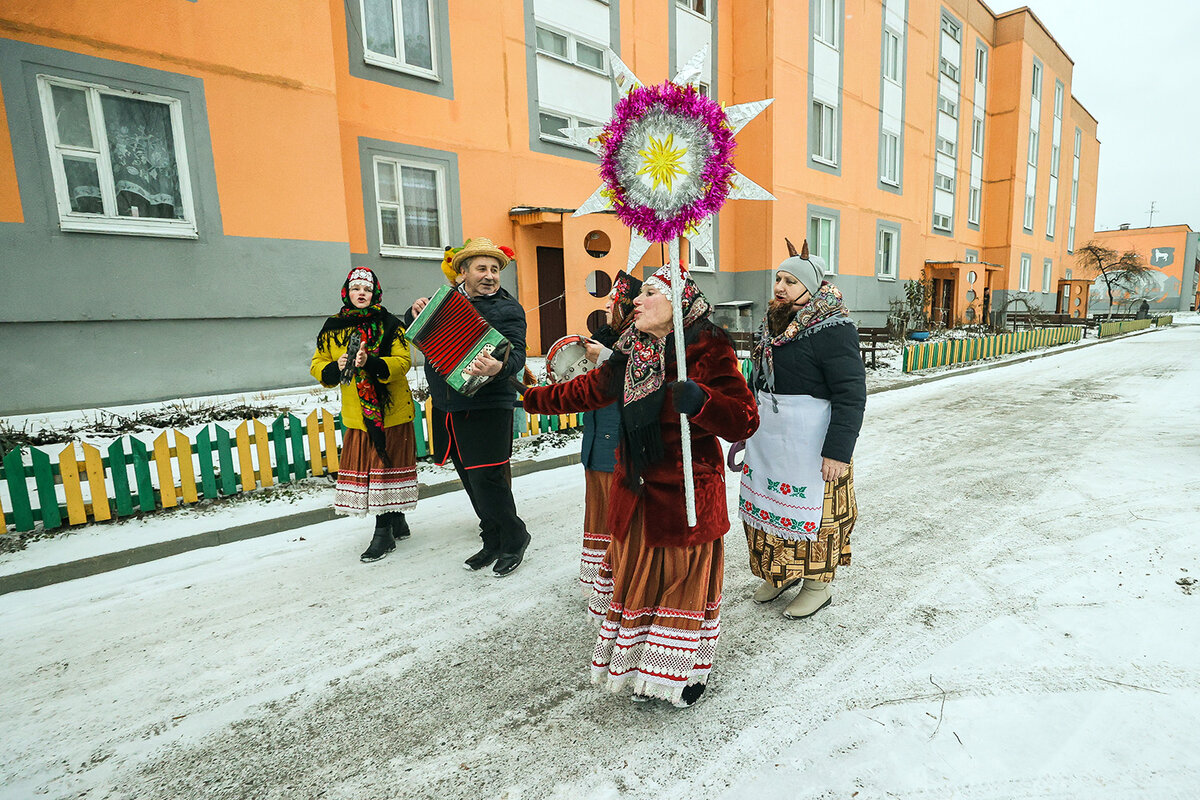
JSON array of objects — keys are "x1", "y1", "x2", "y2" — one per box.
[{"x1": 407, "y1": 285, "x2": 511, "y2": 396}]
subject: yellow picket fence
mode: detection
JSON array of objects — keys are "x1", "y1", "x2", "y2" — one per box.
[
  {"x1": 1097, "y1": 318, "x2": 1153, "y2": 337},
  {"x1": 902, "y1": 327, "x2": 1083, "y2": 373}
]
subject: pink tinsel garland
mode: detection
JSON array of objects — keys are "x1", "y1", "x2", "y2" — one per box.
[{"x1": 598, "y1": 81, "x2": 736, "y2": 243}]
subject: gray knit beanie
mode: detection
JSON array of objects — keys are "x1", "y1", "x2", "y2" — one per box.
[{"x1": 777, "y1": 255, "x2": 826, "y2": 297}]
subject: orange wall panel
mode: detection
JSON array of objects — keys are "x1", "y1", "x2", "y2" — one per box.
[{"x1": 0, "y1": 84, "x2": 23, "y2": 223}]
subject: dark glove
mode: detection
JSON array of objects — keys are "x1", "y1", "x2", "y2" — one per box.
[
  {"x1": 671, "y1": 380, "x2": 707, "y2": 416},
  {"x1": 363, "y1": 354, "x2": 389, "y2": 380},
  {"x1": 320, "y1": 362, "x2": 340, "y2": 387}
]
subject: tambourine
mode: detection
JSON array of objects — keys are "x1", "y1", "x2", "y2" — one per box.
[{"x1": 545, "y1": 335, "x2": 596, "y2": 384}]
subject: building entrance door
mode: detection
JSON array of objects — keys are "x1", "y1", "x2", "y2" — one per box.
[
  {"x1": 932, "y1": 277, "x2": 955, "y2": 325},
  {"x1": 536, "y1": 246, "x2": 567, "y2": 351}
]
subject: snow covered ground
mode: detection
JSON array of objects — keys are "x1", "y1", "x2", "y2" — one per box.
[{"x1": 1, "y1": 321, "x2": 1197, "y2": 799}]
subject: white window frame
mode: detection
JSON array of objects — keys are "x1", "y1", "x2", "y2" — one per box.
[
  {"x1": 941, "y1": 15, "x2": 961, "y2": 42},
  {"x1": 1046, "y1": 197, "x2": 1057, "y2": 239},
  {"x1": 876, "y1": 227, "x2": 898, "y2": 279},
  {"x1": 968, "y1": 185, "x2": 981, "y2": 225},
  {"x1": 971, "y1": 118, "x2": 985, "y2": 156},
  {"x1": 1050, "y1": 143, "x2": 1060, "y2": 177},
  {"x1": 534, "y1": 23, "x2": 608, "y2": 75},
  {"x1": 883, "y1": 29, "x2": 901, "y2": 83},
  {"x1": 814, "y1": 0, "x2": 840, "y2": 48},
  {"x1": 932, "y1": 212, "x2": 951, "y2": 232},
  {"x1": 808, "y1": 213, "x2": 838, "y2": 274},
  {"x1": 1023, "y1": 194, "x2": 1036, "y2": 231},
  {"x1": 937, "y1": 96, "x2": 958, "y2": 118},
  {"x1": 1042, "y1": 258, "x2": 1053, "y2": 293},
  {"x1": 360, "y1": 0, "x2": 440, "y2": 80},
  {"x1": 811, "y1": 100, "x2": 838, "y2": 166},
  {"x1": 1019, "y1": 254, "x2": 1032, "y2": 292},
  {"x1": 939, "y1": 58, "x2": 959, "y2": 83},
  {"x1": 1031, "y1": 61, "x2": 1042, "y2": 99},
  {"x1": 1054, "y1": 82, "x2": 1064, "y2": 117},
  {"x1": 936, "y1": 136, "x2": 956, "y2": 157},
  {"x1": 934, "y1": 173, "x2": 955, "y2": 192},
  {"x1": 676, "y1": 0, "x2": 710, "y2": 20},
  {"x1": 537, "y1": 106, "x2": 603, "y2": 148},
  {"x1": 880, "y1": 130, "x2": 900, "y2": 186},
  {"x1": 373, "y1": 154, "x2": 449, "y2": 259},
  {"x1": 1027, "y1": 130, "x2": 1039, "y2": 166},
  {"x1": 975, "y1": 47, "x2": 987, "y2": 85},
  {"x1": 36, "y1": 74, "x2": 197, "y2": 239}
]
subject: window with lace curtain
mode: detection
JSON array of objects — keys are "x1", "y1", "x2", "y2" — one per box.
[
  {"x1": 373, "y1": 155, "x2": 447, "y2": 257},
  {"x1": 361, "y1": 0, "x2": 438, "y2": 79},
  {"x1": 36, "y1": 75, "x2": 196, "y2": 238}
]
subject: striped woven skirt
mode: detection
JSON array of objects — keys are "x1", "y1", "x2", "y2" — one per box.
[
  {"x1": 588, "y1": 503, "x2": 723, "y2": 704},
  {"x1": 745, "y1": 462, "x2": 856, "y2": 585},
  {"x1": 334, "y1": 423, "x2": 419, "y2": 516},
  {"x1": 580, "y1": 469, "x2": 614, "y2": 593}
]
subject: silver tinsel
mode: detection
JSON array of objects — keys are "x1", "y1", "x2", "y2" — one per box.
[{"x1": 613, "y1": 109, "x2": 715, "y2": 217}]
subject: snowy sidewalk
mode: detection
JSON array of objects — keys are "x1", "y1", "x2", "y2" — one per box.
[{"x1": 1, "y1": 320, "x2": 1197, "y2": 799}]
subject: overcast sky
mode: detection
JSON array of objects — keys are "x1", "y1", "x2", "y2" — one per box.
[{"x1": 1014, "y1": 1, "x2": 1200, "y2": 231}]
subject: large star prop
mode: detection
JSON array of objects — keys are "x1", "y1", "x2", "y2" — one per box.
[{"x1": 563, "y1": 45, "x2": 775, "y2": 271}]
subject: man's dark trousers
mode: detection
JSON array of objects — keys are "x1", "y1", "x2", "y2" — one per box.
[{"x1": 431, "y1": 406, "x2": 528, "y2": 554}]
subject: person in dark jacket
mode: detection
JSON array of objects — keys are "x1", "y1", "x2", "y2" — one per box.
[
  {"x1": 738, "y1": 238, "x2": 866, "y2": 620},
  {"x1": 576, "y1": 270, "x2": 641, "y2": 593},
  {"x1": 405, "y1": 237, "x2": 531, "y2": 577},
  {"x1": 523, "y1": 264, "x2": 759, "y2": 708}
]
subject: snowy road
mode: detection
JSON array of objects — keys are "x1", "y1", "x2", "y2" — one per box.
[{"x1": 2, "y1": 324, "x2": 1198, "y2": 800}]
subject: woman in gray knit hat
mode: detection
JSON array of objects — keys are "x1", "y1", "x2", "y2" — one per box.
[{"x1": 736, "y1": 239, "x2": 866, "y2": 620}]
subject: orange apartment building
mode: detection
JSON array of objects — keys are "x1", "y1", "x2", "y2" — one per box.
[
  {"x1": 0, "y1": 1, "x2": 1100, "y2": 413},
  {"x1": 1090, "y1": 224, "x2": 1200, "y2": 313}
]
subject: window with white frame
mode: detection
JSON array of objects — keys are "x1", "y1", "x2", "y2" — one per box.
[
  {"x1": 1023, "y1": 194, "x2": 1035, "y2": 231},
  {"x1": 1054, "y1": 82, "x2": 1064, "y2": 117},
  {"x1": 677, "y1": 0, "x2": 709, "y2": 18},
  {"x1": 939, "y1": 58, "x2": 959, "y2": 82},
  {"x1": 883, "y1": 29, "x2": 901, "y2": 82},
  {"x1": 36, "y1": 75, "x2": 196, "y2": 238},
  {"x1": 1019, "y1": 254, "x2": 1031, "y2": 291},
  {"x1": 814, "y1": 0, "x2": 840, "y2": 47},
  {"x1": 876, "y1": 227, "x2": 898, "y2": 279},
  {"x1": 1031, "y1": 61, "x2": 1042, "y2": 99},
  {"x1": 934, "y1": 173, "x2": 955, "y2": 192},
  {"x1": 697, "y1": 82, "x2": 711, "y2": 98},
  {"x1": 933, "y1": 212, "x2": 951, "y2": 232},
  {"x1": 1074, "y1": 128, "x2": 1082, "y2": 157},
  {"x1": 968, "y1": 185, "x2": 981, "y2": 225},
  {"x1": 941, "y1": 15, "x2": 961, "y2": 42},
  {"x1": 808, "y1": 214, "x2": 837, "y2": 274},
  {"x1": 964, "y1": 251, "x2": 978, "y2": 263},
  {"x1": 1027, "y1": 130, "x2": 1039, "y2": 165},
  {"x1": 1050, "y1": 143, "x2": 1060, "y2": 176},
  {"x1": 362, "y1": 0, "x2": 438, "y2": 78},
  {"x1": 936, "y1": 136, "x2": 956, "y2": 157},
  {"x1": 975, "y1": 47, "x2": 987, "y2": 84},
  {"x1": 971, "y1": 118, "x2": 984, "y2": 155},
  {"x1": 1042, "y1": 258, "x2": 1052, "y2": 293},
  {"x1": 535, "y1": 25, "x2": 608, "y2": 74},
  {"x1": 811, "y1": 101, "x2": 837, "y2": 164},
  {"x1": 373, "y1": 155, "x2": 447, "y2": 256},
  {"x1": 537, "y1": 109, "x2": 602, "y2": 146},
  {"x1": 1046, "y1": 195, "x2": 1057, "y2": 239},
  {"x1": 880, "y1": 131, "x2": 900, "y2": 185},
  {"x1": 937, "y1": 96, "x2": 957, "y2": 118}
]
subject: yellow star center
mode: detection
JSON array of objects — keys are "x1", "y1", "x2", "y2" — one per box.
[{"x1": 636, "y1": 132, "x2": 689, "y2": 193}]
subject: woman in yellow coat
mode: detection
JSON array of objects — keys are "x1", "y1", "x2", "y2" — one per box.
[{"x1": 311, "y1": 267, "x2": 418, "y2": 562}]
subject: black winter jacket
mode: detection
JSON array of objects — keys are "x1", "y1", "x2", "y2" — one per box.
[
  {"x1": 752, "y1": 317, "x2": 866, "y2": 463},
  {"x1": 404, "y1": 287, "x2": 528, "y2": 412}
]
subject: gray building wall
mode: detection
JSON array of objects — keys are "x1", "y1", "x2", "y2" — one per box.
[{"x1": 0, "y1": 39, "x2": 350, "y2": 414}]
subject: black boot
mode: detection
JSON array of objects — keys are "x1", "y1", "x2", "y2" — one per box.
[
  {"x1": 360, "y1": 516, "x2": 396, "y2": 562},
  {"x1": 387, "y1": 511, "x2": 410, "y2": 541}
]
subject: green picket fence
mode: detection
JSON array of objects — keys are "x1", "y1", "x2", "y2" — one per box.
[
  {"x1": 2, "y1": 400, "x2": 584, "y2": 534},
  {"x1": 1097, "y1": 318, "x2": 1154, "y2": 338},
  {"x1": 1154, "y1": 315, "x2": 1174, "y2": 327},
  {"x1": 902, "y1": 327, "x2": 1083, "y2": 373}
]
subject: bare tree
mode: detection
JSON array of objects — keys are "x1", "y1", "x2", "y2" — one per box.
[{"x1": 1075, "y1": 241, "x2": 1148, "y2": 318}]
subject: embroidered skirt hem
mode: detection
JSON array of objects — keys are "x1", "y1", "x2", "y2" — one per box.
[{"x1": 334, "y1": 425, "x2": 419, "y2": 516}]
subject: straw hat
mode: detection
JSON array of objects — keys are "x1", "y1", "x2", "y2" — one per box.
[{"x1": 450, "y1": 237, "x2": 512, "y2": 273}]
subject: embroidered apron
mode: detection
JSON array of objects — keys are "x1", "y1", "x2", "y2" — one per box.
[{"x1": 737, "y1": 393, "x2": 829, "y2": 541}]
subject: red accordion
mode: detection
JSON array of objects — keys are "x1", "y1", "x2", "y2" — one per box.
[{"x1": 406, "y1": 285, "x2": 511, "y2": 396}]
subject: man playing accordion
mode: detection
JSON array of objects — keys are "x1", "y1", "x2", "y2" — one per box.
[{"x1": 405, "y1": 238, "x2": 532, "y2": 577}]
